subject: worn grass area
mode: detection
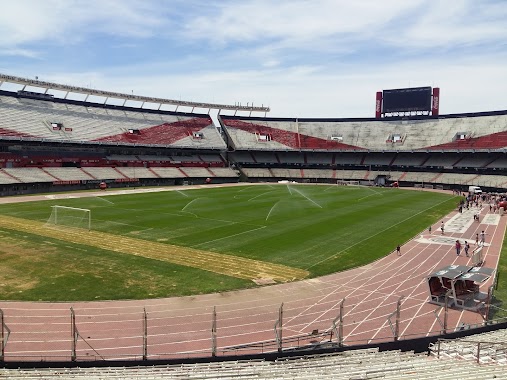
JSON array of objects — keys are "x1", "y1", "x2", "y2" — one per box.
[{"x1": 0, "y1": 184, "x2": 458, "y2": 301}]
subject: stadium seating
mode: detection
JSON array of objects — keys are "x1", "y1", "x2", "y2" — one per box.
[
  {"x1": 229, "y1": 151, "x2": 256, "y2": 164},
  {"x1": 241, "y1": 168, "x2": 274, "y2": 178},
  {"x1": 208, "y1": 167, "x2": 239, "y2": 177},
  {"x1": 390, "y1": 152, "x2": 427, "y2": 167},
  {"x1": 180, "y1": 167, "x2": 213, "y2": 177},
  {"x1": 44, "y1": 168, "x2": 96, "y2": 181},
  {"x1": 430, "y1": 328, "x2": 507, "y2": 365},
  {"x1": 0, "y1": 169, "x2": 21, "y2": 184},
  {"x1": 303, "y1": 169, "x2": 335, "y2": 179},
  {"x1": 3, "y1": 167, "x2": 57, "y2": 183},
  {"x1": 1, "y1": 345, "x2": 506, "y2": 379},
  {"x1": 115, "y1": 167, "x2": 158, "y2": 179},
  {"x1": 81, "y1": 167, "x2": 127, "y2": 180},
  {"x1": 305, "y1": 153, "x2": 333, "y2": 165},
  {"x1": 222, "y1": 113, "x2": 507, "y2": 152},
  {"x1": 150, "y1": 167, "x2": 186, "y2": 178},
  {"x1": 486, "y1": 156, "x2": 507, "y2": 168},
  {"x1": 0, "y1": 95, "x2": 226, "y2": 149}
]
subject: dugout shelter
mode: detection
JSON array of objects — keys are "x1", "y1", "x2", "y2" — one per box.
[{"x1": 427, "y1": 265, "x2": 494, "y2": 312}]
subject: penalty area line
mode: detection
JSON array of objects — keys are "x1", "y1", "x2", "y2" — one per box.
[{"x1": 191, "y1": 225, "x2": 267, "y2": 248}]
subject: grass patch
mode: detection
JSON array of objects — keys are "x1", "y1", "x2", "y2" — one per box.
[
  {"x1": 489, "y1": 229, "x2": 507, "y2": 320},
  {"x1": 0, "y1": 184, "x2": 459, "y2": 301}
]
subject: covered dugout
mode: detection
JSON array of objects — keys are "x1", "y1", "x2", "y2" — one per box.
[{"x1": 427, "y1": 265, "x2": 495, "y2": 312}]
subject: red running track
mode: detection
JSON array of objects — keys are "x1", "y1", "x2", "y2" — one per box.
[{"x1": 0, "y1": 189, "x2": 505, "y2": 362}]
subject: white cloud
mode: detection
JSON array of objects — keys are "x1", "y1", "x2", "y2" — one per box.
[
  {"x1": 0, "y1": 0, "x2": 172, "y2": 50},
  {"x1": 0, "y1": 0, "x2": 506, "y2": 119},
  {"x1": 185, "y1": 0, "x2": 424, "y2": 46},
  {"x1": 385, "y1": 0, "x2": 507, "y2": 49}
]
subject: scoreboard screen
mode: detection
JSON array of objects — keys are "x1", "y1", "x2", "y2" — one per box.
[{"x1": 382, "y1": 87, "x2": 432, "y2": 113}]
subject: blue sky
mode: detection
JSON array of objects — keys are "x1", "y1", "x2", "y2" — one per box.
[{"x1": 0, "y1": 0, "x2": 506, "y2": 117}]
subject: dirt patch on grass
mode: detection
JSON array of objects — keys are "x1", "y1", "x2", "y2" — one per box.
[
  {"x1": 0, "y1": 215, "x2": 309, "y2": 283},
  {"x1": 0, "y1": 240, "x2": 44, "y2": 292}
]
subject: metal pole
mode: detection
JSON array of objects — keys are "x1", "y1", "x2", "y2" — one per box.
[
  {"x1": 339, "y1": 298, "x2": 345, "y2": 346},
  {"x1": 211, "y1": 307, "x2": 217, "y2": 357},
  {"x1": 143, "y1": 308, "x2": 147, "y2": 361},
  {"x1": 278, "y1": 303, "x2": 283, "y2": 352},
  {"x1": 0, "y1": 309, "x2": 4, "y2": 361},
  {"x1": 332, "y1": 299, "x2": 346, "y2": 346},
  {"x1": 485, "y1": 285, "x2": 493, "y2": 322},
  {"x1": 394, "y1": 296, "x2": 404, "y2": 341},
  {"x1": 70, "y1": 307, "x2": 77, "y2": 362},
  {"x1": 443, "y1": 291, "x2": 449, "y2": 334}
]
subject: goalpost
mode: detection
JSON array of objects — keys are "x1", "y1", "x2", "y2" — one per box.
[{"x1": 47, "y1": 206, "x2": 91, "y2": 231}]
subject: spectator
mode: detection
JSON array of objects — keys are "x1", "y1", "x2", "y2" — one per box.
[{"x1": 464, "y1": 242, "x2": 470, "y2": 257}]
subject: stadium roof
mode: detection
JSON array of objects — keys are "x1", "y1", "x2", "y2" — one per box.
[{"x1": 0, "y1": 73, "x2": 270, "y2": 115}]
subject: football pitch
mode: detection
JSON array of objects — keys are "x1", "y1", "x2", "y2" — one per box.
[{"x1": 0, "y1": 184, "x2": 459, "y2": 301}]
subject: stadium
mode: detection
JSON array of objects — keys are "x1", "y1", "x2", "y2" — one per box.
[{"x1": 0, "y1": 73, "x2": 506, "y2": 379}]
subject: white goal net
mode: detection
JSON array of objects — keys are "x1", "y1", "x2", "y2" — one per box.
[{"x1": 46, "y1": 206, "x2": 91, "y2": 231}]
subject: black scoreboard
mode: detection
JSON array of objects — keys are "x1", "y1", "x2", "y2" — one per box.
[{"x1": 382, "y1": 87, "x2": 432, "y2": 113}]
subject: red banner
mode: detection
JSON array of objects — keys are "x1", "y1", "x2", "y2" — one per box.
[
  {"x1": 375, "y1": 91, "x2": 382, "y2": 118},
  {"x1": 432, "y1": 87, "x2": 440, "y2": 116}
]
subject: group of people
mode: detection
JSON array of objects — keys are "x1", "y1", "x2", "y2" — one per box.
[
  {"x1": 455, "y1": 240, "x2": 470, "y2": 257},
  {"x1": 395, "y1": 189, "x2": 500, "y2": 258}
]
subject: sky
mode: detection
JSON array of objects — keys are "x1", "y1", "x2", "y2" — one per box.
[{"x1": 0, "y1": 0, "x2": 506, "y2": 118}]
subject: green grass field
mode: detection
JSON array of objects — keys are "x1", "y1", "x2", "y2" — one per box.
[{"x1": 0, "y1": 184, "x2": 460, "y2": 301}]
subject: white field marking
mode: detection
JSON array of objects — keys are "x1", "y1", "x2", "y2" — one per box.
[
  {"x1": 289, "y1": 186, "x2": 322, "y2": 208},
  {"x1": 93, "y1": 206, "x2": 265, "y2": 228},
  {"x1": 339, "y1": 310, "x2": 446, "y2": 340},
  {"x1": 356, "y1": 192, "x2": 383, "y2": 202},
  {"x1": 247, "y1": 190, "x2": 276, "y2": 202},
  {"x1": 480, "y1": 211, "x2": 506, "y2": 272},
  {"x1": 299, "y1": 241, "x2": 436, "y2": 334},
  {"x1": 237, "y1": 184, "x2": 273, "y2": 193},
  {"x1": 328, "y1": 239, "x2": 442, "y2": 339},
  {"x1": 234, "y1": 186, "x2": 272, "y2": 198},
  {"x1": 365, "y1": 186, "x2": 384, "y2": 195},
  {"x1": 370, "y1": 240, "x2": 456, "y2": 335},
  {"x1": 365, "y1": 243, "x2": 446, "y2": 342},
  {"x1": 306, "y1": 195, "x2": 454, "y2": 270},
  {"x1": 92, "y1": 196, "x2": 114, "y2": 205},
  {"x1": 404, "y1": 242, "x2": 471, "y2": 337},
  {"x1": 426, "y1": 308, "x2": 445, "y2": 337},
  {"x1": 191, "y1": 225, "x2": 267, "y2": 248},
  {"x1": 283, "y1": 260, "x2": 394, "y2": 327},
  {"x1": 424, "y1": 207, "x2": 505, "y2": 336},
  {"x1": 286, "y1": 184, "x2": 293, "y2": 195},
  {"x1": 93, "y1": 218, "x2": 146, "y2": 229},
  {"x1": 323, "y1": 185, "x2": 339, "y2": 192},
  {"x1": 265, "y1": 200, "x2": 282, "y2": 221},
  {"x1": 174, "y1": 189, "x2": 189, "y2": 197},
  {"x1": 128, "y1": 228, "x2": 154, "y2": 235},
  {"x1": 425, "y1": 243, "x2": 468, "y2": 336}
]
